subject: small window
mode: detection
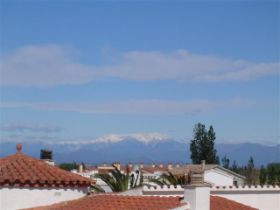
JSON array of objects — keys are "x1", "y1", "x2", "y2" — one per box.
[{"x1": 233, "y1": 180, "x2": 238, "y2": 186}]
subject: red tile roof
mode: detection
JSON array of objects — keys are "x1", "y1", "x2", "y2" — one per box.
[
  {"x1": 24, "y1": 194, "x2": 257, "y2": 210},
  {"x1": 210, "y1": 195, "x2": 257, "y2": 210},
  {"x1": 170, "y1": 164, "x2": 218, "y2": 175},
  {"x1": 0, "y1": 144, "x2": 92, "y2": 188},
  {"x1": 141, "y1": 166, "x2": 169, "y2": 174},
  {"x1": 25, "y1": 195, "x2": 185, "y2": 210}
]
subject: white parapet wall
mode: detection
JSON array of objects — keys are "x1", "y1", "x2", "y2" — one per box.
[
  {"x1": 143, "y1": 185, "x2": 184, "y2": 196},
  {"x1": 211, "y1": 185, "x2": 280, "y2": 210},
  {"x1": 142, "y1": 184, "x2": 280, "y2": 210},
  {"x1": 0, "y1": 187, "x2": 88, "y2": 210}
]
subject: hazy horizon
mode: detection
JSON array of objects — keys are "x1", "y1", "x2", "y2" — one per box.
[{"x1": 1, "y1": 1, "x2": 279, "y2": 145}]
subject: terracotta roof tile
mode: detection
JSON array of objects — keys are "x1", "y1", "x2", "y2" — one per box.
[
  {"x1": 24, "y1": 194, "x2": 257, "y2": 210},
  {"x1": 170, "y1": 164, "x2": 217, "y2": 175},
  {"x1": 211, "y1": 195, "x2": 257, "y2": 210},
  {"x1": 0, "y1": 148, "x2": 92, "y2": 188},
  {"x1": 141, "y1": 166, "x2": 169, "y2": 173},
  {"x1": 24, "y1": 195, "x2": 184, "y2": 210}
]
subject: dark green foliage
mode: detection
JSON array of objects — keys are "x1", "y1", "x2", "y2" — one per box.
[
  {"x1": 59, "y1": 162, "x2": 78, "y2": 171},
  {"x1": 246, "y1": 156, "x2": 256, "y2": 185},
  {"x1": 150, "y1": 172, "x2": 186, "y2": 186},
  {"x1": 190, "y1": 123, "x2": 219, "y2": 164},
  {"x1": 259, "y1": 165, "x2": 267, "y2": 185},
  {"x1": 231, "y1": 160, "x2": 239, "y2": 173},
  {"x1": 90, "y1": 184, "x2": 106, "y2": 193},
  {"x1": 94, "y1": 166, "x2": 129, "y2": 192},
  {"x1": 92, "y1": 165, "x2": 142, "y2": 192},
  {"x1": 229, "y1": 157, "x2": 257, "y2": 185},
  {"x1": 222, "y1": 155, "x2": 230, "y2": 169},
  {"x1": 229, "y1": 160, "x2": 279, "y2": 185},
  {"x1": 267, "y1": 163, "x2": 280, "y2": 185}
]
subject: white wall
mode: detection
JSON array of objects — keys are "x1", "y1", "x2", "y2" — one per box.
[
  {"x1": 183, "y1": 186, "x2": 210, "y2": 210},
  {"x1": 0, "y1": 186, "x2": 88, "y2": 210},
  {"x1": 72, "y1": 170, "x2": 97, "y2": 179},
  {"x1": 142, "y1": 184, "x2": 280, "y2": 210},
  {"x1": 211, "y1": 186, "x2": 280, "y2": 210},
  {"x1": 204, "y1": 169, "x2": 234, "y2": 186}
]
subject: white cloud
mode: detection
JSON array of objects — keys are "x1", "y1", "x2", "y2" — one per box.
[
  {"x1": 0, "y1": 123, "x2": 62, "y2": 133},
  {"x1": 0, "y1": 132, "x2": 171, "y2": 145},
  {"x1": 0, "y1": 134, "x2": 56, "y2": 143},
  {"x1": 0, "y1": 98, "x2": 252, "y2": 115},
  {"x1": 1, "y1": 45, "x2": 99, "y2": 87},
  {"x1": 1, "y1": 44, "x2": 278, "y2": 87}
]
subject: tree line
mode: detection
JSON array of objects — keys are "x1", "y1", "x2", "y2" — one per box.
[
  {"x1": 58, "y1": 122, "x2": 279, "y2": 190},
  {"x1": 190, "y1": 122, "x2": 280, "y2": 185},
  {"x1": 221, "y1": 155, "x2": 280, "y2": 185}
]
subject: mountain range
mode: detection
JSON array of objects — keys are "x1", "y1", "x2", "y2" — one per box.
[{"x1": 0, "y1": 136, "x2": 279, "y2": 167}]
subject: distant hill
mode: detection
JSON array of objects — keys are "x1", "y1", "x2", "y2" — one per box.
[{"x1": 0, "y1": 138, "x2": 279, "y2": 167}]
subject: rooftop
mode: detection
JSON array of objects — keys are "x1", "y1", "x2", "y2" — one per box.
[
  {"x1": 24, "y1": 194, "x2": 257, "y2": 210},
  {"x1": 0, "y1": 144, "x2": 92, "y2": 188},
  {"x1": 170, "y1": 164, "x2": 218, "y2": 175}
]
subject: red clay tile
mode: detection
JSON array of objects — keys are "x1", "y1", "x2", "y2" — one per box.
[
  {"x1": 0, "y1": 151, "x2": 92, "y2": 188},
  {"x1": 24, "y1": 195, "x2": 185, "y2": 210},
  {"x1": 23, "y1": 194, "x2": 257, "y2": 210},
  {"x1": 210, "y1": 195, "x2": 257, "y2": 210}
]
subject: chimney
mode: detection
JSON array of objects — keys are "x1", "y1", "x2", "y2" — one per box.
[
  {"x1": 140, "y1": 162, "x2": 144, "y2": 169},
  {"x1": 159, "y1": 162, "x2": 163, "y2": 168},
  {"x1": 201, "y1": 160, "x2": 206, "y2": 170},
  {"x1": 168, "y1": 162, "x2": 173, "y2": 170},
  {"x1": 40, "y1": 149, "x2": 54, "y2": 166},
  {"x1": 128, "y1": 162, "x2": 133, "y2": 168},
  {"x1": 79, "y1": 164, "x2": 83, "y2": 173},
  {"x1": 16, "y1": 143, "x2": 22, "y2": 153},
  {"x1": 182, "y1": 173, "x2": 211, "y2": 210},
  {"x1": 151, "y1": 163, "x2": 155, "y2": 168}
]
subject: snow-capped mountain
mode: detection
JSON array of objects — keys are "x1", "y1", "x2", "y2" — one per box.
[
  {"x1": 93, "y1": 133, "x2": 170, "y2": 144},
  {"x1": 0, "y1": 133, "x2": 279, "y2": 166}
]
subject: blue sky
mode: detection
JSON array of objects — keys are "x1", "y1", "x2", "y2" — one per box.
[{"x1": 0, "y1": 0, "x2": 279, "y2": 145}]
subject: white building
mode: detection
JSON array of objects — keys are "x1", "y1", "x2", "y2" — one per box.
[
  {"x1": 74, "y1": 161, "x2": 245, "y2": 188},
  {"x1": 0, "y1": 144, "x2": 92, "y2": 210},
  {"x1": 171, "y1": 162, "x2": 245, "y2": 186},
  {"x1": 204, "y1": 166, "x2": 245, "y2": 186},
  {"x1": 141, "y1": 183, "x2": 280, "y2": 210},
  {"x1": 25, "y1": 172, "x2": 258, "y2": 210},
  {"x1": 211, "y1": 185, "x2": 280, "y2": 210}
]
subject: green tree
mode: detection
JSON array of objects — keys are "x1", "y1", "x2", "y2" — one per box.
[
  {"x1": 222, "y1": 155, "x2": 230, "y2": 169},
  {"x1": 59, "y1": 162, "x2": 78, "y2": 171},
  {"x1": 267, "y1": 163, "x2": 280, "y2": 185},
  {"x1": 259, "y1": 165, "x2": 267, "y2": 185},
  {"x1": 231, "y1": 160, "x2": 239, "y2": 173},
  {"x1": 190, "y1": 123, "x2": 219, "y2": 164},
  {"x1": 246, "y1": 157, "x2": 255, "y2": 185},
  {"x1": 91, "y1": 165, "x2": 142, "y2": 192},
  {"x1": 150, "y1": 172, "x2": 186, "y2": 186}
]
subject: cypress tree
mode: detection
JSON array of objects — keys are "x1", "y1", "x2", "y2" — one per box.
[{"x1": 190, "y1": 123, "x2": 219, "y2": 164}]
